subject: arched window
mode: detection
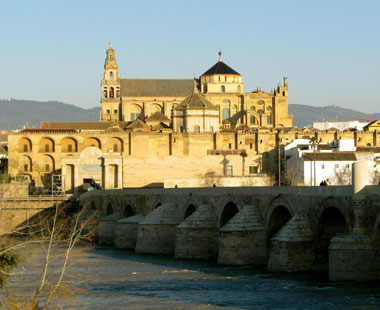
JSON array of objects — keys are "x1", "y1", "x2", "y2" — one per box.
[
  {"x1": 250, "y1": 115, "x2": 255, "y2": 124},
  {"x1": 220, "y1": 85, "x2": 225, "y2": 93},
  {"x1": 258, "y1": 109, "x2": 264, "y2": 115},
  {"x1": 257, "y1": 100, "x2": 264, "y2": 105},
  {"x1": 232, "y1": 105, "x2": 237, "y2": 112},
  {"x1": 103, "y1": 89, "x2": 107, "y2": 99},
  {"x1": 109, "y1": 87, "x2": 114, "y2": 98},
  {"x1": 116, "y1": 89, "x2": 120, "y2": 98},
  {"x1": 109, "y1": 71, "x2": 114, "y2": 79},
  {"x1": 250, "y1": 106, "x2": 255, "y2": 111},
  {"x1": 222, "y1": 108, "x2": 229, "y2": 121}
]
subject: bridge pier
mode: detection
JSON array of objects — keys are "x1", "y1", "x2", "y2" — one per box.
[
  {"x1": 113, "y1": 215, "x2": 145, "y2": 249},
  {"x1": 175, "y1": 204, "x2": 219, "y2": 259},
  {"x1": 135, "y1": 203, "x2": 181, "y2": 255},
  {"x1": 218, "y1": 205, "x2": 266, "y2": 266},
  {"x1": 99, "y1": 213, "x2": 121, "y2": 245},
  {"x1": 267, "y1": 215, "x2": 314, "y2": 272}
]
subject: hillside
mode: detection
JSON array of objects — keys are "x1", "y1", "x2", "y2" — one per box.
[
  {"x1": 289, "y1": 104, "x2": 380, "y2": 128},
  {"x1": 0, "y1": 99, "x2": 379, "y2": 130},
  {"x1": 0, "y1": 99, "x2": 100, "y2": 129}
]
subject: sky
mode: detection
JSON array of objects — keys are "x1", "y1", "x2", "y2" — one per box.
[{"x1": 0, "y1": 0, "x2": 379, "y2": 113}]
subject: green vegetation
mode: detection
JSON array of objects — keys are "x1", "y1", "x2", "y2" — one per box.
[{"x1": 0, "y1": 241, "x2": 19, "y2": 288}]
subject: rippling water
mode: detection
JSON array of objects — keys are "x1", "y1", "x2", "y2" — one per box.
[{"x1": 2, "y1": 244, "x2": 380, "y2": 309}]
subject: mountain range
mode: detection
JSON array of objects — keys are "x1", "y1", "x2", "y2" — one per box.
[{"x1": 0, "y1": 98, "x2": 379, "y2": 130}]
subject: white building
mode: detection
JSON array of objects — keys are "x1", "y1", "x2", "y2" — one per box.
[
  {"x1": 284, "y1": 139, "x2": 357, "y2": 185},
  {"x1": 313, "y1": 120, "x2": 368, "y2": 131}
]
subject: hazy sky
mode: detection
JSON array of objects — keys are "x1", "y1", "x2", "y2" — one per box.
[{"x1": 1, "y1": 0, "x2": 379, "y2": 113}]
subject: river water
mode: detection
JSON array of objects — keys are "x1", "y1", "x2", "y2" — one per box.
[{"x1": 2, "y1": 244, "x2": 380, "y2": 309}]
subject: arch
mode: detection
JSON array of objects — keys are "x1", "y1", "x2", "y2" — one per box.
[
  {"x1": 184, "y1": 204, "x2": 196, "y2": 219},
  {"x1": 84, "y1": 137, "x2": 101, "y2": 149},
  {"x1": 130, "y1": 104, "x2": 142, "y2": 121},
  {"x1": 267, "y1": 205, "x2": 292, "y2": 246},
  {"x1": 220, "y1": 85, "x2": 225, "y2": 93},
  {"x1": 19, "y1": 137, "x2": 32, "y2": 152},
  {"x1": 38, "y1": 137, "x2": 55, "y2": 153},
  {"x1": 150, "y1": 103, "x2": 163, "y2": 114},
  {"x1": 106, "y1": 202, "x2": 113, "y2": 215},
  {"x1": 20, "y1": 155, "x2": 32, "y2": 172},
  {"x1": 61, "y1": 137, "x2": 78, "y2": 153},
  {"x1": 109, "y1": 137, "x2": 123, "y2": 152},
  {"x1": 222, "y1": 108, "x2": 229, "y2": 121},
  {"x1": 109, "y1": 87, "x2": 115, "y2": 98},
  {"x1": 220, "y1": 202, "x2": 239, "y2": 228},
  {"x1": 123, "y1": 204, "x2": 135, "y2": 218},
  {"x1": 90, "y1": 200, "x2": 97, "y2": 211},
  {"x1": 42, "y1": 155, "x2": 55, "y2": 172},
  {"x1": 313, "y1": 207, "x2": 349, "y2": 271},
  {"x1": 154, "y1": 202, "x2": 161, "y2": 209},
  {"x1": 103, "y1": 88, "x2": 108, "y2": 99}
]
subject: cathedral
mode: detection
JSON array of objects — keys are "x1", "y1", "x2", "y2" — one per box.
[{"x1": 99, "y1": 42, "x2": 293, "y2": 131}]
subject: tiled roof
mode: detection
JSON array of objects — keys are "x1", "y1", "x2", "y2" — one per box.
[
  {"x1": 20, "y1": 128, "x2": 78, "y2": 133},
  {"x1": 120, "y1": 79, "x2": 196, "y2": 97},
  {"x1": 175, "y1": 93, "x2": 217, "y2": 110},
  {"x1": 201, "y1": 61, "x2": 240, "y2": 76},
  {"x1": 356, "y1": 146, "x2": 380, "y2": 153},
  {"x1": 151, "y1": 122, "x2": 171, "y2": 131},
  {"x1": 297, "y1": 144, "x2": 331, "y2": 150},
  {"x1": 145, "y1": 111, "x2": 170, "y2": 122},
  {"x1": 303, "y1": 152, "x2": 357, "y2": 161},
  {"x1": 41, "y1": 121, "x2": 129, "y2": 130},
  {"x1": 125, "y1": 119, "x2": 150, "y2": 129}
]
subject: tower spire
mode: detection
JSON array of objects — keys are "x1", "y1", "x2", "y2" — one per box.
[
  {"x1": 109, "y1": 39, "x2": 112, "y2": 49},
  {"x1": 218, "y1": 50, "x2": 222, "y2": 62}
]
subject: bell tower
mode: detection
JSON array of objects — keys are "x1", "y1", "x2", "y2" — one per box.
[{"x1": 100, "y1": 41, "x2": 121, "y2": 121}]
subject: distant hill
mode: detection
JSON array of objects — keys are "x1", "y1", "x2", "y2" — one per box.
[
  {"x1": 289, "y1": 104, "x2": 380, "y2": 128},
  {"x1": 0, "y1": 99, "x2": 100, "y2": 129},
  {"x1": 0, "y1": 98, "x2": 379, "y2": 130}
]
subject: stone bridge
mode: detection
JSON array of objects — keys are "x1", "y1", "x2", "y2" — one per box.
[{"x1": 80, "y1": 176, "x2": 380, "y2": 282}]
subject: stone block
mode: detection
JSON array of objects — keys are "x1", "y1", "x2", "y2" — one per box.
[
  {"x1": 98, "y1": 213, "x2": 121, "y2": 245},
  {"x1": 113, "y1": 214, "x2": 144, "y2": 249}
]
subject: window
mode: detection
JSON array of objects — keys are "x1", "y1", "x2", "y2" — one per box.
[
  {"x1": 228, "y1": 143, "x2": 232, "y2": 149},
  {"x1": 23, "y1": 144, "x2": 28, "y2": 152},
  {"x1": 103, "y1": 90, "x2": 107, "y2": 98},
  {"x1": 346, "y1": 164, "x2": 350, "y2": 168},
  {"x1": 266, "y1": 106, "x2": 272, "y2": 111},
  {"x1": 267, "y1": 115, "x2": 272, "y2": 124},
  {"x1": 321, "y1": 164, "x2": 325, "y2": 169},
  {"x1": 222, "y1": 100, "x2": 230, "y2": 104},
  {"x1": 232, "y1": 105, "x2": 237, "y2": 111},
  {"x1": 116, "y1": 90, "x2": 120, "y2": 98},
  {"x1": 45, "y1": 144, "x2": 49, "y2": 152},
  {"x1": 258, "y1": 109, "x2": 264, "y2": 115},
  {"x1": 249, "y1": 166, "x2": 258, "y2": 174},
  {"x1": 109, "y1": 71, "x2": 114, "y2": 79},
  {"x1": 250, "y1": 115, "x2": 255, "y2": 124},
  {"x1": 250, "y1": 143, "x2": 253, "y2": 149},
  {"x1": 225, "y1": 165, "x2": 233, "y2": 177},
  {"x1": 220, "y1": 85, "x2": 225, "y2": 93},
  {"x1": 24, "y1": 164, "x2": 28, "y2": 171},
  {"x1": 257, "y1": 101, "x2": 264, "y2": 105},
  {"x1": 68, "y1": 144, "x2": 72, "y2": 152},
  {"x1": 114, "y1": 109, "x2": 118, "y2": 114},
  {"x1": 250, "y1": 106, "x2": 255, "y2": 111},
  {"x1": 222, "y1": 108, "x2": 229, "y2": 121},
  {"x1": 106, "y1": 109, "x2": 110, "y2": 114},
  {"x1": 109, "y1": 87, "x2": 114, "y2": 98},
  {"x1": 130, "y1": 112, "x2": 140, "y2": 121},
  {"x1": 283, "y1": 91, "x2": 285, "y2": 96}
]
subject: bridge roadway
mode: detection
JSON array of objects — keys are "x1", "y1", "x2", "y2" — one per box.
[
  {"x1": 0, "y1": 196, "x2": 70, "y2": 233},
  {"x1": 80, "y1": 184, "x2": 380, "y2": 282}
]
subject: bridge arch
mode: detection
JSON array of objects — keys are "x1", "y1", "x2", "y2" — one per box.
[
  {"x1": 219, "y1": 201, "x2": 239, "y2": 228},
  {"x1": 106, "y1": 202, "x2": 113, "y2": 215},
  {"x1": 267, "y1": 205, "x2": 292, "y2": 246},
  {"x1": 265, "y1": 196, "x2": 295, "y2": 228},
  {"x1": 313, "y1": 206, "x2": 349, "y2": 271},
  {"x1": 123, "y1": 204, "x2": 136, "y2": 217},
  {"x1": 184, "y1": 204, "x2": 196, "y2": 219},
  {"x1": 90, "y1": 200, "x2": 97, "y2": 211}
]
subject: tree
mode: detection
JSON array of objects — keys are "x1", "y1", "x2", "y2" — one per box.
[
  {"x1": 333, "y1": 165, "x2": 352, "y2": 185},
  {"x1": 309, "y1": 136, "x2": 318, "y2": 186},
  {"x1": 283, "y1": 168, "x2": 300, "y2": 186},
  {"x1": 1, "y1": 204, "x2": 97, "y2": 309},
  {"x1": 240, "y1": 151, "x2": 247, "y2": 176}
]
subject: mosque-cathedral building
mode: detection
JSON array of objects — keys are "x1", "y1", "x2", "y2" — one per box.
[{"x1": 6, "y1": 43, "x2": 380, "y2": 191}]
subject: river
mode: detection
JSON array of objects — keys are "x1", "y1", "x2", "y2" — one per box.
[{"x1": 2, "y1": 244, "x2": 380, "y2": 309}]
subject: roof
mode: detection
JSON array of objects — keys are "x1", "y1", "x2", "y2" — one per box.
[
  {"x1": 175, "y1": 93, "x2": 218, "y2": 110},
  {"x1": 201, "y1": 61, "x2": 240, "y2": 76},
  {"x1": 145, "y1": 111, "x2": 170, "y2": 123},
  {"x1": 20, "y1": 128, "x2": 78, "y2": 134},
  {"x1": 364, "y1": 120, "x2": 380, "y2": 129},
  {"x1": 151, "y1": 122, "x2": 171, "y2": 131},
  {"x1": 356, "y1": 146, "x2": 380, "y2": 153},
  {"x1": 303, "y1": 152, "x2": 357, "y2": 161},
  {"x1": 41, "y1": 121, "x2": 129, "y2": 130},
  {"x1": 125, "y1": 119, "x2": 150, "y2": 129},
  {"x1": 120, "y1": 78, "x2": 196, "y2": 97}
]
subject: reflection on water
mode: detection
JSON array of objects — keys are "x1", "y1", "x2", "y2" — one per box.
[{"x1": 2, "y1": 244, "x2": 380, "y2": 309}]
